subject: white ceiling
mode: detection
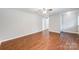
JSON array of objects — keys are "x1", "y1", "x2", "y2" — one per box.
[{"x1": 15, "y1": 8, "x2": 79, "y2": 16}]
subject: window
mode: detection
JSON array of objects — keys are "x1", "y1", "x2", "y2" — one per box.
[{"x1": 42, "y1": 17, "x2": 49, "y2": 30}]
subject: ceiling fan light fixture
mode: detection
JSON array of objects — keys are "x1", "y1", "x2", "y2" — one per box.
[{"x1": 48, "y1": 9, "x2": 53, "y2": 11}]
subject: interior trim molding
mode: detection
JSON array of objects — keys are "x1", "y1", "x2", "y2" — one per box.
[{"x1": 0, "y1": 30, "x2": 43, "y2": 43}]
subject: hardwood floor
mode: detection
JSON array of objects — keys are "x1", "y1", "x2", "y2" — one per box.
[{"x1": 0, "y1": 31, "x2": 79, "y2": 50}]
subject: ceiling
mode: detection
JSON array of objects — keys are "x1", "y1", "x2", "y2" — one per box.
[{"x1": 15, "y1": 8, "x2": 79, "y2": 16}]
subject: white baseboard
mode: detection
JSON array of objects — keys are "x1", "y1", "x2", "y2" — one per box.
[
  {"x1": 48, "y1": 30, "x2": 60, "y2": 33},
  {"x1": 62, "y1": 31, "x2": 78, "y2": 34},
  {"x1": 0, "y1": 30, "x2": 44, "y2": 43}
]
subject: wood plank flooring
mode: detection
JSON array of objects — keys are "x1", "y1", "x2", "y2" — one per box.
[{"x1": 0, "y1": 31, "x2": 79, "y2": 50}]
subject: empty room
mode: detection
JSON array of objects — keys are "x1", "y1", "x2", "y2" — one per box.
[{"x1": 0, "y1": 8, "x2": 79, "y2": 50}]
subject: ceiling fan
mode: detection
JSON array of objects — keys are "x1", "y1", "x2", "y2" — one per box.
[
  {"x1": 42, "y1": 8, "x2": 53, "y2": 17},
  {"x1": 37, "y1": 8, "x2": 53, "y2": 17}
]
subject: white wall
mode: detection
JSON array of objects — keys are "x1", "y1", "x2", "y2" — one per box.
[
  {"x1": 77, "y1": 14, "x2": 79, "y2": 34},
  {"x1": 49, "y1": 14, "x2": 61, "y2": 33},
  {"x1": 0, "y1": 8, "x2": 42, "y2": 41},
  {"x1": 49, "y1": 11, "x2": 78, "y2": 34},
  {"x1": 62, "y1": 12, "x2": 77, "y2": 33}
]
